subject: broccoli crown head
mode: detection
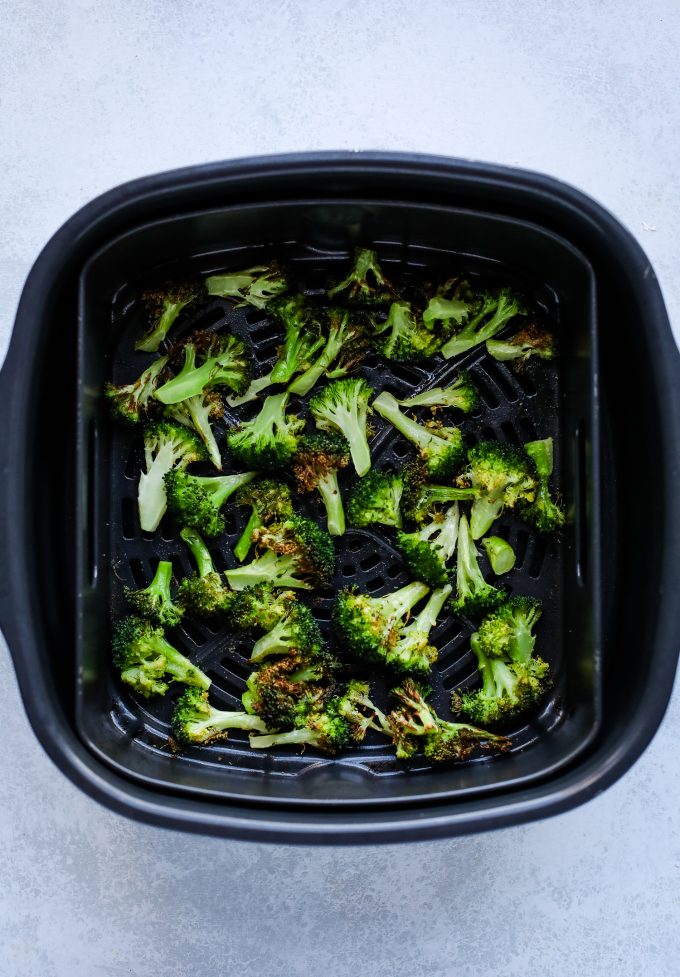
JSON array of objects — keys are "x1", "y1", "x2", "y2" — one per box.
[
  {"x1": 399, "y1": 460, "x2": 474, "y2": 524},
  {"x1": 227, "y1": 583, "x2": 298, "y2": 632},
  {"x1": 164, "y1": 470, "x2": 226, "y2": 537},
  {"x1": 346, "y1": 469, "x2": 403, "y2": 528},
  {"x1": 521, "y1": 484, "x2": 566, "y2": 534},
  {"x1": 332, "y1": 582, "x2": 429, "y2": 665},
  {"x1": 171, "y1": 688, "x2": 219, "y2": 745},
  {"x1": 143, "y1": 419, "x2": 207, "y2": 467},
  {"x1": 309, "y1": 376, "x2": 373, "y2": 424},
  {"x1": 327, "y1": 248, "x2": 398, "y2": 306},
  {"x1": 372, "y1": 301, "x2": 445, "y2": 362},
  {"x1": 112, "y1": 615, "x2": 210, "y2": 697},
  {"x1": 123, "y1": 560, "x2": 183, "y2": 628},
  {"x1": 234, "y1": 478, "x2": 294, "y2": 520},
  {"x1": 453, "y1": 654, "x2": 550, "y2": 725},
  {"x1": 136, "y1": 282, "x2": 205, "y2": 352},
  {"x1": 256, "y1": 515, "x2": 336, "y2": 590},
  {"x1": 227, "y1": 393, "x2": 304, "y2": 470},
  {"x1": 293, "y1": 432, "x2": 350, "y2": 493},
  {"x1": 176, "y1": 572, "x2": 234, "y2": 618},
  {"x1": 396, "y1": 530, "x2": 448, "y2": 589},
  {"x1": 451, "y1": 579, "x2": 505, "y2": 618},
  {"x1": 243, "y1": 655, "x2": 331, "y2": 728},
  {"x1": 464, "y1": 441, "x2": 537, "y2": 508},
  {"x1": 418, "y1": 421, "x2": 466, "y2": 481},
  {"x1": 475, "y1": 595, "x2": 543, "y2": 661}
]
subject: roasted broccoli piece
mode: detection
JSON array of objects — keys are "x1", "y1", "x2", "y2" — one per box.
[
  {"x1": 112, "y1": 616, "x2": 210, "y2": 698},
  {"x1": 205, "y1": 262, "x2": 288, "y2": 309},
  {"x1": 475, "y1": 596, "x2": 543, "y2": 662},
  {"x1": 154, "y1": 330, "x2": 252, "y2": 403},
  {"x1": 105, "y1": 355, "x2": 168, "y2": 425},
  {"x1": 267, "y1": 294, "x2": 327, "y2": 382},
  {"x1": 398, "y1": 371, "x2": 478, "y2": 413},
  {"x1": 396, "y1": 504, "x2": 459, "y2": 588},
  {"x1": 451, "y1": 512, "x2": 505, "y2": 617},
  {"x1": 371, "y1": 301, "x2": 446, "y2": 362},
  {"x1": 400, "y1": 460, "x2": 477, "y2": 523},
  {"x1": 384, "y1": 584, "x2": 452, "y2": 676},
  {"x1": 486, "y1": 324, "x2": 556, "y2": 366},
  {"x1": 441, "y1": 288, "x2": 524, "y2": 359},
  {"x1": 171, "y1": 688, "x2": 267, "y2": 745},
  {"x1": 482, "y1": 536, "x2": 516, "y2": 575},
  {"x1": 346, "y1": 469, "x2": 403, "y2": 529},
  {"x1": 293, "y1": 432, "x2": 350, "y2": 536},
  {"x1": 226, "y1": 392, "x2": 304, "y2": 471},
  {"x1": 164, "y1": 469, "x2": 256, "y2": 538},
  {"x1": 123, "y1": 560, "x2": 183, "y2": 627},
  {"x1": 522, "y1": 438, "x2": 565, "y2": 534},
  {"x1": 138, "y1": 421, "x2": 206, "y2": 533},
  {"x1": 459, "y1": 440, "x2": 537, "y2": 539},
  {"x1": 226, "y1": 583, "x2": 298, "y2": 633},
  {"x1": 242, "y1": 654, "x2": 332, "y2": 728},
  {"x1": 309, "y1": 378, "x2": 374, "y2": 477},
  {"x1": 373, "y1": 391, "x2": 465, "y2": 480},
  {"x1": 333, "y1": 580, "x2": 430, "y2": 667},
  {"x1": 422, "y1": 277, "x2": 478, "y2": 333},
  {"x1": 176, "y1": 527, "x2": 234, "y2": 618},
  {"x1": 136, "y1": 283, "x2": 204, "y2": 353},
  {"x1": 326, "y1": 248, "x2": 398, "y2": 306},
  {"x1": 164, "y1": 389, "x2": 224, "y2": 470},
  {"x1": 232, "y1": 479, "x2": 294, "y2": 562},
  {"x1": 225, "y1": 515, "x2": 335, "y2": 591},
  {"x1": 250, "y1": 600, "x2": 328, "y2": 664},
  {"x1": 289, "y1": 308, "x2": 368, "y2": 396}
]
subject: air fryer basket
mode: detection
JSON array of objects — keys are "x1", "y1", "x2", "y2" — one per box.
[{"x1": 1, "y1": 153, "x2": 677, "y2": 842}]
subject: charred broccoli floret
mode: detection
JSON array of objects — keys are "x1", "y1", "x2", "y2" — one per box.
[
  {"x1": 475, "y1": 596, "x2": 543, "y2": 662},
  {"x1": 289, "y1": 308, "x2": 368, "y2": 396},
  {"x1": 225, "y1": 515, "x2": 335, "y2": 591},
  {"x1": 232, "y1": 479, "x2": 294, "y2": 562},
  {"x1": 105, "y1": 355, "x2": 169, "y2": 425},
  {"x1": 396, "y1": 504, "x2": 459, "y2": 588},
  {"x1": 373, "y1": 391, "x2": 465, "y2": 480},
  {"x1": 136, "y1": 282, "x2": 205, "y2": 353},
  {"x1": 154, "y1": 330, "x2": 252, "y2": 403},
  {"x1": 371, "y1": 301, "x2": 447, "y2": 362},
  {"x1": 326, "y1": 248, "x2": 398, "y2": 306},
  {"x1": 205, "y1": 262, "x2": 288, "y2": 309},
  {"x1": 451, "y1": 512, "x2": 505, "y2": 617},
  {"x1": 123, "y1": 560, "x2": 183, "y2": 627},
  {"x1": 176, "y1": 527, "x2": 234, "y2": 618},
  {"x1": 138, "y1": 421, "x2": 206, "y2": 533},
  {"x1": 346, "y1": 469, "x2": 403, "y2": 529},
  {"x1": 226, "y1": 392, "x2": 304, "y2": 471},
  {"x1": 399, "y1": 371, "x2": 478, "y2": 413},
  {"x1": 293, "y1": 432, "x2": 350, "y2": 536},
  {"x1": 400, "y1": 460, "x2": 477, "y2": 523},
  {"x1": 112, "y1": 616, "x2": 210, "y2": 698},
  {"x1": 522, "y1": 438, "x2": 565, "y2": 534},
  {"x1": 164, "y1": 469, "x2": 256, "y2": 537},
  {"x1": 164, "y1": 389, "x2": 224, "y2": 470},
  {"x1": 242, "y1": 654, "x2": 332, "y2": 728},
  {"x1": 459, "y1": 440, "x2": 537, "y2": 539},
  {"x1": 309, "y1": 378, "x2": 374, "y2": 477},
  {"x1": 171, "y1": 688, "x2": 267, "y2": 745},
  {"x1": 441, "y1": 288, "x2": 525, "y2": 360},
  {"x1": 486, "y1": 324, "x2": 556, "y2": 366}
]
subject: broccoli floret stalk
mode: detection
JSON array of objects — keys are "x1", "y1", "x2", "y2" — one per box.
[
  {"x1": 422, "y1": 277, "x2": 478, "y2": 332},
  {"x1": 333, "y1": 580, "x2": 430, "y2": 665},
  {"x1": 123, "y1": 560, "x2": 183, "y2": 627},
  {"x1": 373, "y1": 391, "x2": 465, "y2": 480},
  {"x1": 522, "y1": 438, "x2": 565, "y2": 533},
  {"x1": 135, "y1": 283, "x2": 204, "y2": 353},
  {"x1": 242, "y1": 654, "x2": 332, "y2": 728},
  {"x1": 482, "y1": 536, "x2": 516, "y2": 575},
  {"x1": 226, "y1": 392, "x2": 304, "y2": 471},
  {"x1": 164, "y1": 469, "x2": 257, "y2": 537},
  {"x1": 441, "y1": 288, "x2": 524, "y2": 360},
  {"x1": 165, "y1": 389, "x2": 224, "y2": 469},
  {"x1": 105, "y1": 355, "x2": 169, "y2": 425},
  {"x1": 232, "y1": 479, "x2": 294, "y2": 562},
  {"x1": 225, "y1": 515, "x2": 335, "y2": 591},
  {"x1": 289, "y1": 309, "x2": 367, "y2": 396},
  {"x1": 171, "y1": 688, "x2": 267, "y2": 745},
  {"x1": 385, "y1": 584, "x2": 452, "y2": 675},
  {"x1": 154, "y1": 330, "x2": 252, "y2": 404},
  {"x1": 176, "y1": 527, "x2": 234, "y2": 617},
  {"x1": 400, "y1": 461, "x2": 477, "y2": 524},
  {"x1": 327, "y1": 247, "x2": 398, "y2": 306},
  {"x1": 459, "y1": 441, "x2": 537, "y2": 539},
  {"x1": 396, "y1": 505, "x2": 459, "y2": 588},
  {"x1": 399, "y1": 371, "x2": 479, "y2": 413},
  {"x1": 205, "y1": 262, "x2": 288, "y2": 309},
  {"x1": 250, "y1": 601, "x2": 326, "y2": 663},
  {"x1": 309, "y1": 378, "x2": 373, "y2": 477},
  {"x1": 346, "y1": 469, "x2": 404, "y2": 528},
  {"x1": 293, "y1": 433, "x2": 350, "y2": 536},
  {"x1": 112, "y1": 616, "x2": 211, "y2": 698},
  {"x1": 138, "y1": 421, "x2": 206, "y2": 533},
  {"x1": 451, "y1": 513, "x2": 505, "y2": 617},
  {"x1": 486, "y1": 324, "x2": 556, "y2": 365},
  {"x1": 476, "y1": 596, "x2": 543, "y2": 663},
  {"x1": 372, "y1": 301, "x2": 445, "y2": 362},
  {"x1": 226, "y1": 373, "x2": 276, "y2": 408}
]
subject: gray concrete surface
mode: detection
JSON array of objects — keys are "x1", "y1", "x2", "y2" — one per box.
[{"x1": 1, "y1": 1, "x2": 679, "y2": 974}]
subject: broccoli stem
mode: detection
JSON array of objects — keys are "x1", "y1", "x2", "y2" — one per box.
[
  {"x1": 524, "y1": 438, "x2": 554, "y2": 479},
  {"x1": 234, "y1": 510, "x2": 264, "y2": 562},
  {"x1": 344, "y1": 424, "x2": 371, "y2": 478},
  {"x1": 382, "y1": 581, "x2": 430, "y2": 620},
  {"x1": 188, "y1": 712, "x2": 267, "y2": 737},
  {"x1": 138, "y1": 441, "x2": 179, "y2": 533},
  {"x1": 456, "y1": 514, "x2": 485, "y2": 597},
  {"x1": 225, "y1": 550, "x2": 308, "y2": 591},
  {"x1": 135, "y1": 301, "x2": 183, "y2": 353},
  {"x1": 289, "y1": 319, "x2": 347, "y2": 396},
  {"x1": 184, "y1": 395, "x2": 222, "y2": 469},
  {"x1": 195, "y1": 472, "x2": 257, "y2": 509},
  {"x1": 155, "y1": 344, "x2": 215, "y2": 404},
  {"x1": 485, "y1": 339, "x2": 523, "y2": 361},
  {"x1": 470, "y1": 497, "x2": 504, "y2": 539},
  {"x1": 414, "y1": 585, "x2": 453, "y2": 633},
  {"x1": 180, "y1": 527, "x2": 215, "y2": 577},
  {"x1": 150, "y1": 560, "x2": 173, "y2": 599},
  {"x1": 441, "y1": 294, "x2": 518, "y2": 359},
  {"x1": 250, "y1": 618, "x2": 294, "y2": 662},
  {"x1": 509, "y1": 620, "x2": 535, "y2": 663},
  {"x1": 156, "y1": 637, "x2": 211, "y2": 689},
  {"x1": 373, "y1": 391, "x2": 432, "y2": 452},
  {"x1": 317, "y1": 471, "x2": 346, "y2": 536},
  {"x1": 227, "y1": 372, "x2": 274, "y2": 408},
  {"x1": 249, "y1": 728, "x2": 321, "y2": 750}
]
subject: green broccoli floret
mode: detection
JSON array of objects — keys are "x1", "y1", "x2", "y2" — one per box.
[
  {"x1": 171, "y1": 688, "x2": 267, "y2": 745},
  {"x1": 123, "y1": 560, "x2": 183, "y2": 627},
  {"x1": 346, "y1": 469, "x2": 403, "y2": 529},
  {"x1": 486, "y1": 324, "x2": 556, "y2": 366},
  {"x1": 225, "y1": 515, "x2": 335, "y2": 591},
  {"x1": 522, "y1": 438, "x2": 565, "y2": 534},
  {"x1": 138, "y1": 421, "x2": 206, "y2": 533},
  {"x1": 164, "y1": 469, "x2": 257, "y2": 538},
  {"x1": 135, "y1": 282, "x2": 205, "y2": 353},
  {"x1": 373, "y1": 391, "x2": 465, "y2": 480},
  {"x1": 112, "y1": 616, "x2": 211, "y2": 698},
  {"x1": 242, "y1": 654, "x2": 332, "y2": 728},
  {"x1": 371, "y1": 301, "x2": 446, "y2": 362},
  {"x1": 396, "y1": 505, "x2": 459, "y2": 588},
  {"x1": 334, "y1": 679, "x2": 390, "y2": 740},
  {"x1": 422, "y1": 277, "x2": 479, "y2": 333},
  {"x1": 232, "y1": 479, "x2": 295, "y2": 562},
  {"x1": 293, "y1": 433, "x2": 350, "y2": 536},
  {"x1": 482, "y1": 536, "x2": 516, "y2": 575},
  {"x1": 400, "y1": 460, "x2": 477, "y2": 523},
  {"x1": 451, "y1": 512, "x2": 505, "y2": 617},
  {"x1": 105, "y1": 355, "x2": 169, "y2": 425},
  {"x1": 459, "y1": 440, "x2": 537, "y2": 539},
  {"x1": 441, "y1": 288, "x2": 525, "y2": 360},
  {"x1": 226, "y1": 392, "x2": 304, "y2": 471},
  {"x1": 398, "y1": 371, "x2": 479, "y2": 413},
  {"x1": 164, "y1": 389, "x2": 224, "y2": 470},
  {"x1": 205, "y1": 262, "x2": 288, "y2": 309},
  {"x1": 289, "y1": 309, "x2": 368, "y2": 396},
  {"x1": 266, "y1": 293, "x2": 327, "y2": 383},
  {"x1": 385, "y1": 584, "x2": 452, "y2": 676},
  {"x1": 326, "y1": 248, "x2": 398, "y2": 306},
  {"x1": 475, "y1": 596, "x2": 543, "y2": 662},
  {"x1": 176, "y1": 527, "x2": 234, "y2": 618},
  {"x1": 333, "y1": 580, "x2": 430, "y2": 667},
  {"x1": 227, "y1": 583, "x2": 298, "y2": 633},
  {"x1": 154, "y1": 330, "x2": 252, "y2": 403},
  {"x1": 309, "y1": 378, "x2": 374, "y2": 477},
  {"x1": 250, "y1": 601, "x2": 327, "y2": 664}
]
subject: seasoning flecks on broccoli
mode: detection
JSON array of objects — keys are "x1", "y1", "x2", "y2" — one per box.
[
  {"x1": 232, "y1": 479, "x2": 294, "y2": 562},
  {"x1": 225, "y1": 515, "x2": 335, "y2": 591},
  {"x1": 293, "y1": 432, "x2": 350, "y2": 536},
  {"x1": 400, "y1": 460, "x2": 477, "y2": 524},
  {"x1": 327, "y1": 248, "x2": 398, "y2": 306},
  {"x1": 486, "y1": 324, "x2": 556, "y2": 366},
  {"x1": 105, "y1": 355, "x2": 168, "y2": 425},
  {"x1": 242, "y1": 654, "x2": 333, "y2": 729}
]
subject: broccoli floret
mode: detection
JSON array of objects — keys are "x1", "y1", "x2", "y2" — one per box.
[
  {"x1": 451, "y1": 512, "x2": 505, "y2": 617},
  {"x1": 400, "y1": 460, "x2": 477, "y2": 523},
  {"x1": 346, "y1": 469, "x2": 403, "y2": 529},
  {"x1": 226, "y1": 392, "x2": 304, "y2": 471},
  {"x1": 123, "y1": 560, "x2": 183, "y2": 627},
  {"x1": 176, "y1": 527, "x2": 234, "y2": 618},
  {"x1": 205, "y1": 262, "x2": 288, "y2": 309},
  {"x1": 486, "y1": 324, "x2": 556, "y2": 366},
  {"x1": 309, "y1": 378, "x2": 374, "y2": 477},
  {"x1": 135, "y1": 283, "x2": 205, "y2": 353},
  {"x1": 482, "y1": 536, "x2": 516, "y2": 575},
  {"x1": 475, "y1": 596, "x2": 543, "y2": 662},
  {"x1": 138, "y1": 421, "x2": 206, "y2": 533},
  {"x1": 171, "y1": 688, "x2": 267, "y2": 745},
  {"x1": 459, "y1": 440, "x2": 537, "y2": 539},
  {"x1": 396, "y1": 505, "x2": 459, "y2": 588},
  {"x1": 225, "y1": 515, "x2": 335, "y2": 591},
  {"x1": 333, "y1": 580, "x2": 430, "y2": 666},
  {"x1": 289, "y1": 308, "x2": 368, "y2": 396},
  {"x1": 327, "y1": 248, "x2": 398, "y2": 306},
  {"x1": 266, "y1": 294, "x2": 327, "y2": 383},
  {"x1": 242, "y1": 654, "x2": 332, "y2": 728},
  {"x1": 227, "y1": 583, "x2": 298, "y2": 633},
  {"x1": 522, "y1": 438, "x2": 565, "y2": 534},
  {"x1": 250, "y1": 600, "x2": 327, "y2": 664},
  {"x1": 385, "y1": 584, "x2": 452, "y2": 676},
  {"x1": 334, "y1": 679, "x2": 390, "y2": 740},
  {"x1": 441, "y1": 288, "x2": 525, "y2": 360},
  {"x1": 371, "y1": 301, "x2": 446, "y2": 362},
  {"x1": 164, "y1": 389, "x2": 224, "y2": 470},
  {"x1": 105, "y1": 355, "x2": 168, "y2": 425},
  {"x1": 398, "y1": 371, "x2": 479, "y2": 413},
  {"x1": 232, "y1": 479, "x2": 294, "y2": 562},
  {"x1": 112, "y1": 616, "x2": 211, "y2": 698},
  {"x1": 422, "y1": 277, "x2": 479, "y2": 333},
  {"x1": 155, "y1": 330, "x2": 252, "y2": 403},
  {"x1": 293, "y1": 432, "x2": 350, "y2": 536},
  {"x1": 164, "y1": 469, "x2": 257, "y2": 538},
  {"x1": 373, "y1": 391, "x2": 465, "y2": 480}
]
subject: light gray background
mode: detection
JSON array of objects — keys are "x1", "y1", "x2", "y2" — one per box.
[{"x1": 2, "y1": 2, "x2": 679, "y2": 975}]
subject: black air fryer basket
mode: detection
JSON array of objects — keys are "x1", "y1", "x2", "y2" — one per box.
[{"x1": 1, "y1": 153, "x2": 678, "y2": 843}]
